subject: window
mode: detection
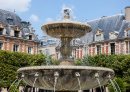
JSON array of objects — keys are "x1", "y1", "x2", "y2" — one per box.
[
  {"x1": 8, "y1": 19, "x2": 13, "y2": 25},
  {"x1": 44, "y1": 49, "x2": 50, "y2": 55},
  {"x1": 126, "y1": 30, "x2": 130, "y2": 36},
  {"x1": 29, "y1": 35, "x2": 32, "y2": 40},
  {"x1": 0, "y1": 43, "x2": 3, "y2": 49},
  {"x1": 0, "y1": 28, "x2": 3, "y2": 35},
  {"x1": 28, "y1": 47, "x2": 33, "y2": 54},
  {"x1": 13, "y1": 45, "x2": 19, "y2": 52},
  {"x1": 23, "y1": 22, "x2": 27, "y2": 28},
  {"x1": 39, "y1": 50, "x2": 43, "y2": 54},
  {"x1": 21, "y1": 21, "x2": 27, "y2": 28},
  {"x1": 97, "y1": 34, "x2": 101, "y2": 41},
  {"x1": 97, "y1": 45, "x2": 101, "y2": 54},
  {"x1": 111, "y1": 33, "x2": 114, "y2": 39},
  {"x1": 41, "y1": 42, "x2": 43, "y2": 46},
  {"x1": 73, "y1": 40, "x2": 75, "y2": 45},
  {"x1": 126, "y1": 41, "x2": 130, "y2": 54},
  {"x1": 14, "y1": 31, "x2": 19, "y2": 37},
  {"x1": 111, "y1": 43, "x2": 115, "y2": 55}
]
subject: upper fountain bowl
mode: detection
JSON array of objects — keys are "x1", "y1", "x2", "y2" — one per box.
[
  {"x1": 41, "y1": 8, "x2": 92, "y2": 39},
  {"x1": 41, "y1": 21, "x2": 92, "y2": 38}
]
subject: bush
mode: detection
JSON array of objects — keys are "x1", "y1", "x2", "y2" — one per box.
[
  {"x1": 0, "y1": 50, "x2": 54, "y2": 87},
  {"x1": 9, "y1": 85, "x2": 19, "y2": 92}
]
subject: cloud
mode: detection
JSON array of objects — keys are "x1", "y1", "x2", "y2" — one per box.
[
  {"x1": 29, "y1": 14, "x2": 40, "y2": 22},
  {"x1": 0, "y1": 0, "x2": 31, "y2": 12},
  {"x1": 46, "y1": 18, "x2": 53, "y2": 23}
]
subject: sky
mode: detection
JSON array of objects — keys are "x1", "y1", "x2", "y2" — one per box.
[{"x1": 0, "y1": 0, "x2": 130, "y2": 38}]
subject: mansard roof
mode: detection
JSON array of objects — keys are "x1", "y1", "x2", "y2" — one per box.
[
  {"x1": 0, "y1": 9, "x2": 39, "y2": 42},
  {"x1": 87, "y1": 14, "x2": 125, "y2": 41},
  {"x1": 81, "y1": 14, "x2": 130, "y2": 44}
]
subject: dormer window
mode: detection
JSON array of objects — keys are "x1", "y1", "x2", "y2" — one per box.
[
  {"x1": 11, "y1": 26, "x2": 22, "y2": 37},
  {"x1": 124, "y1": 28, "x2": 130, "y2": 37},
  {"x1": 25, "y1": 33, "x2": 34, "y2": 40},
  {"x1": 29, "y1": 35, "x2": 32, "y2": 40},
  {"x1": 73, "y1": 40, "x2": 75, "y2": 45},
  {"x1": 23, "y1": 22, "x2": 27, "y2": 28},
  {"x1": 126, "y1": 30, "x2": 130, "y2": 36},
  {"x1": 21, "y1": 21, "x2": 27, "y2": 28},
  {"x1": 94, "y1": 28, "x2": 104, "y2": 41},
  {"x1": 96, "y1": 34, "x2": 101, "y2": 41},
  {"x1": 9, "y1": 19, "x2": 13, "y2": 25},
  {"x1": 111, "y1": 33, "x2": 114, "y2": 39},
  {"x1": 109, "y1": 31, "x2": 119, "y2": 39},
  {"x1": 0, "y1": 28, "x2": 3, "y2": 35},
  {"x1": 7, "y1": 17, "x2": 13, "y2": 25},
  {"x1": 14, "y1": 30, "x2": 19, "y2": 37}
]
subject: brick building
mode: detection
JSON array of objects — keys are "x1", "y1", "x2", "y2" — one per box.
[
  {"x1": 0, "y1": 9, "x2": 40, "y2": 54},
  {"x1": 56, "y1": 6, "x2": 130, "y2": 59}
]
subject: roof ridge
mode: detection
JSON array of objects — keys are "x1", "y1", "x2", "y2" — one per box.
[
  {"x1": 87, "y1": 14, "x2": 124, "y2": 22},
  {"x1": 0, "y1": 8, "x2": 17, "y2": 15}
]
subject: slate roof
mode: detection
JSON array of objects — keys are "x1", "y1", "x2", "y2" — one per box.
[
  {"x1": 81, "y1": 14, "x2": 130, "y2": 44},
  {"x1": 0, "y1": 9, "x2": 39, "y2": 41}
]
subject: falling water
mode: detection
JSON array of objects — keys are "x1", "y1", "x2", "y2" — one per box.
[
  {"x1": 77, "y1": 77, "x2": 81, "y2": 90},
  {"x1": 31, "y1": 78, "x2": 38, "y2": 92},
  {"x1": 23, "y1": 84, "x2": 27, "y2": 92},
  {"x1": 96, "y1": 78, "x2": 102, "y2": 92},
  {"x1": 13, "y1": 79, "x2": 22, "y2": 92},
  {"x1": 33, "y1": 78, "x2": 37, "y2": 87},
  {"x1": 7, "y1": 79, "x2": 18, "y2": 92},
  {"x1": 110, "y1": 79, "x2": 118, "y2": 92},
  {"x1": 114, "y1": 80, "x2": 121, "y2": 92},
  {"x1": 54, "y1": 77, "x2": 58, "y2": 92},
  {"x1": 46, "y1": 56, "x2": 51, "y2": 65}
]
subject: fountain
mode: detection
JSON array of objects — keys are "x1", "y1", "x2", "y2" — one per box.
[{"x1": 17, "y1": 8, "x2": 114, "y2": 91}]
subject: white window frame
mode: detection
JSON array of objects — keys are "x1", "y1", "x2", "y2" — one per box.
[
  {"x1": 126, "y1": 30, "x2": 130, "y2": 36},
  {"x1": 28, "y1": 47, "x2": 33, "y2": 54},
  {"x1": 44, "y1": 49, "x2": 50, "y2": 55},
  {"x1": 0, "y1": 28, "x2": 3, "y2": 35},
  {"x1": 111, "y1": 33, "x2": 114, "y2": 39},
  {"x1": 97, "y1": 45, "x2": 101, "y2": 54},
  {"x1": 124, "y1": 28, "x2": 130, "y2": 37},
  {"x1": 96, "y1": 34, "x2": 101, "y2": 41},
  {"x1": 13, "y1": 45, "x2": 19, "y2": 52}
]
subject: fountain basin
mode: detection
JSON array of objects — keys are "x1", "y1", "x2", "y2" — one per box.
[
  {"x1": 41, "y1": 21, "x2": 92, "y2": 38},
  {"x1": 17, "y1": 66, "x2": 114, "y2": 91}
]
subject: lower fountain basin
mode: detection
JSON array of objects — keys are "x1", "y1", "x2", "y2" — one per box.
[{"x1": 17, "y1": 66, "x2": 114, "y2": 91}]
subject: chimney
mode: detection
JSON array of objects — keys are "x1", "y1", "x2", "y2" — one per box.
[
  {"x1": 125, "y1": 6, "x2": 130, "y2": 21},
  {"x1": 32, "y1": 30, "x2": 35, "y2": 33},
  {"x1": 27, "y1": 22, "x2": 31, "y2": 28}
]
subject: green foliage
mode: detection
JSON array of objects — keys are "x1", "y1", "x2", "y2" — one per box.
[
  {"x1": 74, "y1": 54, "x2": 130, "y2": 90},
  {"x1": 9, "y1": 85, "x2": 19, "y2": 92},
  {"x1": 108, "y1": 78, "x2": 127, "y2": 92},
  {"x1": 74, "y1": 58, "x2": 82, "y2": 65},
  {"x1": 0, "y1": 50, "x2": 57, "y2": 88}
]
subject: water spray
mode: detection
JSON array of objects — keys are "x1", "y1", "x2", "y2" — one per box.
[{"x1": 54, "y1": 71, "x2": 59, "y2": 92}]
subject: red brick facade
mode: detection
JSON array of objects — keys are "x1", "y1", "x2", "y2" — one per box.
[{"x1": 0, "y1": 36, "x2": 39, "y2": 54}]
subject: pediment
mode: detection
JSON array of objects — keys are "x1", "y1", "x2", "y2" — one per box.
[
  {"x1": 11, "y1": 25, "x2": 23, "y2": 31},
  {"x1": 94, "y1": 28, "x2": 104, "y2": 34}
]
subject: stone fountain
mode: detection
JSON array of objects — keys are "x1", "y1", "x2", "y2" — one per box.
[{"x1": 17, "y1": 8, "x2": 114, "y2": 91}]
